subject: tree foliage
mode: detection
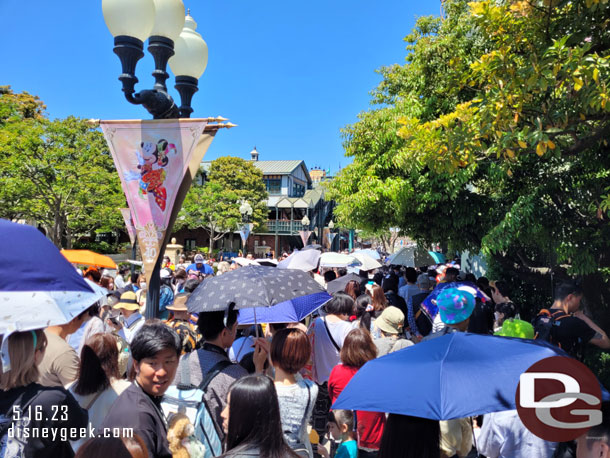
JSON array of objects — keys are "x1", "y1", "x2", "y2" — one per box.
[
  {"x1": 0, "y1": 87, "x2": 123, "y2": 247},
  {"x1": 175, "y1": 156, "x2": 268, "y2": 251},
  {"x1": 328, "y1": 0, "x2": 610, "y2": 323},
  {"x1": 329, "y1": 0, "x2": 610, "y2": 273}
]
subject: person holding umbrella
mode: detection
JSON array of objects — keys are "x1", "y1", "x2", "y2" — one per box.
[
  {"x1": 422, "y1": 288, "x2": 475, "y2": 458},
  {"x1": 423, "y1": 288, "x2": 475, "y2": 341},
  {"x1": 305, "y1": 293, "x2": 354, "y2": 442},
  {"x1": 172, "y1": 305, "x2": 268, "y2": 444},
  {"x1": 0, "y1": 330, "x2": 88, "y2": 457}
]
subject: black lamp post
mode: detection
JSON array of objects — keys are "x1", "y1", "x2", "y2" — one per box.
[{"x1": 102, "y1": 0, "x2": 208, "y2": 119}]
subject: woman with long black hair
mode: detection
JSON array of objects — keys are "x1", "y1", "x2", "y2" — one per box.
[
  {"x1": 377, "y1": 414, "x2": 440, "y2": 458},
  {"x1": 220, "y1": 374, "x2": 298, "y2": 458}
]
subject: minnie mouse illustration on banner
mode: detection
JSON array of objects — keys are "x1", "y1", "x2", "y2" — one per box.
[{"x1": 125, "y1": 139, "x2": 177, "y2": 211}]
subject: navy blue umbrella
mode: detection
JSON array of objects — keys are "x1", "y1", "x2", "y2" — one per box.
[
  {"x1": 332, "y1": 333, "x2": 606, "y2": 420},
  {"x1": 238, "y1": 291, "x2": 331, "y2": 324},
  {"x1": 0, "y1": 220, "x2": 99, "y2": 369}
]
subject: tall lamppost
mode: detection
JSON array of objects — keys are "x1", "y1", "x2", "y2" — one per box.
[
  {"x1": 299, "y1": 215, "x2": 311, "y2": 248},
  {"x1": 102, "y1": 0, "x2": 208, "y2": 119},
  {"x1": 327, "y1": 220, "x2": 336, "y2": 252},
  {"x1": 102, "y1": 0, "x2": 211, "y2": 320},
  {"x1": 239, "y1": 201, "x2": 253, "y2": 254}
]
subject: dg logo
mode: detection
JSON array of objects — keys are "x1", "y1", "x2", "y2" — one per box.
[{"x1": 516, "y1": 356, "x2": 603, "y2": 442}]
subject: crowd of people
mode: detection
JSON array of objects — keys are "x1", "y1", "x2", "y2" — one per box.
[{"x1": 1, "y1": 250, "x2": 610, "y2": 458}]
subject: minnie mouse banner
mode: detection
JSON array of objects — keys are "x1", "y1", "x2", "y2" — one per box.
[{"x1": 100, "y1": 119, "x2": 209, "y2": 281}]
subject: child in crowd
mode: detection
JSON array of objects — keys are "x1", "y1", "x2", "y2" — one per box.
[{"x1": 318, "y1": 410, "x2": 358, "y2": 458}]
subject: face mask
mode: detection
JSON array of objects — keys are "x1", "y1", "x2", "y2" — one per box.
[
  {"x1": 140, "y1": 282, "x2": 147, "y2": 289},
  {"x1": 494, "y1": 312, "x2": 501, "y2": 323}
]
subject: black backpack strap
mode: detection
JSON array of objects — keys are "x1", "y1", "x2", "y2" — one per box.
[
  {"x1": 176, "y1": 353, "x2": 197, "y2": 390},
  {"x1": 322, "y1": 317, "x2": 341, "y2": 352},
  {"x1": 198, "y1": 360, "x2": 233, "y2": 392}
]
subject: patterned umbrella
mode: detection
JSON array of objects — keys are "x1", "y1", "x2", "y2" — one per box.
[
  {"x1": 421, "y1": 281, "x2": 491, "y2": 320},
  {"x1": 187, "y1": 265, "x2": 327, "y2": 313}
]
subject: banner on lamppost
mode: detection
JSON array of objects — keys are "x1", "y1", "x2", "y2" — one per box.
[
  {"x1": 327, "y1": 232, "x2": 336, "y2": 250},
  {"x1": 299, "y1": 230, "x2": 311, "y2": 248},
  {"x1": 239, "y1": 223, "x2": 253, "y2": 248},
  {"x1": 100, "y1": 119, "x2": 210, "y2": 286},
  {"x1": 119, "y1": 207, "x2": 137, "y2": 245}
]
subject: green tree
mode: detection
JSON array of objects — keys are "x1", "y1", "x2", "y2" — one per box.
[
  {"x1": 175, "y1": 156, "x2": 268, "y2": 252},
  {"x1": 0, "y1": 87, "x2": 123, "y2": 247},
  {"x1": 328, "y1": 0, "x2": 610, "y2": 315}
]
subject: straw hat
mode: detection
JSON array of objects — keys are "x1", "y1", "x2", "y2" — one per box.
[
  {"x1": 113, "y1": 291, "x2": 140, "y2": 311},
  {"x1": 166, "y1": 293, "x2": 189, "y2": 312}
]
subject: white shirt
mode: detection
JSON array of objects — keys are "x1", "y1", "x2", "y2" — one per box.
[
  {"x1": 477, "y1": 410, "x2": 557, "y2": 458},
  {"x1": 114, "y1": 275, "x2": 126, "y2": 289},
  {"x1": 118, "y1": 312, "x2": 145, "y2": 344},
  {"x1": 432, "y1": 312, "x2": 446, "y2": 333},
  {"x1": 309, "y1": 317, "x2": 352, "y2": 384}
]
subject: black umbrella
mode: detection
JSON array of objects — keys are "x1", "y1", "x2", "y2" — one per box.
[
  {"x1": 187, "y1": 265, "x2": 326, "y2": 313},
  {"x1": 326, "y1": 273, "x2": 364, "y2": 295}
]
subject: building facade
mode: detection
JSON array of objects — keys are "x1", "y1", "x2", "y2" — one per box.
[{"x1": 172, "y1": 148, "x2": 337, "y2": 258}]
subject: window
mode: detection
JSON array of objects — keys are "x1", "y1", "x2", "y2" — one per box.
[
  {"x1": 292, "y1": 182, "x2": 305, "y2": 197},
  {"x1": 184, "y1": 239, "x2": 197, "y2": 251},
  {"x1": 264, "y1": 177, "x2": 282, "y2": 194}
]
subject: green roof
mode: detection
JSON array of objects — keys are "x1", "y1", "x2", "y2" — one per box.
[
  {"x1": 252, "y1": 160, "x2": 303, "y2": 175},
  {"x1": 201, "y1": 159, "x2": 312, "y2": 182}
]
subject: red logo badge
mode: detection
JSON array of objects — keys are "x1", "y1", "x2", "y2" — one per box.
[{"x1": 516, "y1": 356, "x2": 602, "y2": 442}]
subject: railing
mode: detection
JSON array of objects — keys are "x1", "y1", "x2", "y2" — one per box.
[{"x1": 266, "y1": 220, "x2": 310, "y2": 234}]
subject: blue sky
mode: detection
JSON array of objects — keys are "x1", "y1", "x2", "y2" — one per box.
[{"x1": 1, "y1": 1, "x2": 440, "y2": 173}]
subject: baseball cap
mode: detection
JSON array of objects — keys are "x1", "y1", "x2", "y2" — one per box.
[{"x1": 194, "y1": 254, "x2": 204, "y2": 263}]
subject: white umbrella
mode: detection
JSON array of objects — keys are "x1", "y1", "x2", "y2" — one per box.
[
  {"x1": 351, "y1": 252, "x2": 382, "y2": 271},
  {"x1": 319, "y1": 252, "x2": 359, "y2": 268},
  {"x1": 277, "y1": 249, "x2": 321, "y2": 272},
  {"x1": 354, "y1": 248, "x2": 381, "y2": 260},
  {"x1": 234, "y1": 257, "x2": 260, "y2": 267}
]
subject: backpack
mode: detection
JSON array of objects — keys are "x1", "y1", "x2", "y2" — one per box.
[
  {"x1": 411, "y1": 292, "x2": 433, "y2": 336},
  {"x1": 161, "y1": 358, "x2": 232, "y2": 458},
  {"x1": 533, "y1": 309, "x2": 568, "y2": 345},
  {"x1": 0, "y1": 385, "x2": 39, "y2": 458}
]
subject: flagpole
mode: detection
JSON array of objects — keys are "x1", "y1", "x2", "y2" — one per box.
[{"x1": 146, "y1": 256, "x2": 162, "y2": 320}]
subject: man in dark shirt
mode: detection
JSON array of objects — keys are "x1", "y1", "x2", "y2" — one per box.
[
  {"x1": 172, "y1": 304, "x2": 268, "y2": 442},
  {"x1": 542, "y1": 281, "x2": 610, "y2": 359},
  {"x1": 102, "y1": 322, "x2": 181, "y2": 458}
]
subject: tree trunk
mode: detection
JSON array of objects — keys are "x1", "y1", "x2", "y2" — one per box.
[
  {"x1": 209, "y1": 226, "x2": 215, "y2": 256},
  {"x1": 52, "y1": 204, "x2": 61, "y2": 248},
  {"x1": 65, "y1": 219, "x2": 72, "y2": 249}
]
